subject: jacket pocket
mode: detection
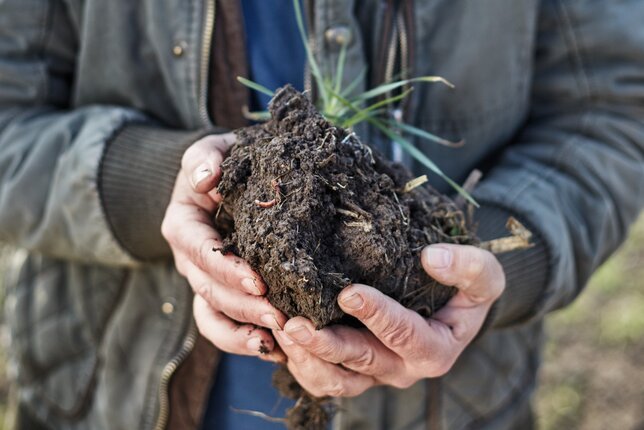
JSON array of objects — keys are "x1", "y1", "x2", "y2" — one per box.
[
  {"x1": 7, "y1": 253, "x2": 127, "y2": 418},
  {"x1": 410, "y1": 0, "x2": 538, "y2": 150}
]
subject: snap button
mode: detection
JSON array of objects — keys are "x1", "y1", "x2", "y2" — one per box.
[
  {"x1": 162, "y1": 301, "x2": 175, "y2": 315},
  {"x1": 172, "y1": 42, "x2": 187, "y2": 57},
  {"x1": 324, "y1": 25, "x2": 352, "y2": 46}
]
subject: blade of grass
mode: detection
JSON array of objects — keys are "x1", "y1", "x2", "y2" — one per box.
[
  {"x1": 325, "y1": 42, "x2": 349, "y2": 115},
  {"x1": 353, "y1": 76, "x2": 455, "y2": 102},
  {"x1": 293, "y1": 0, "x2": 329, "y2": 108},
  {"x1": 334, "y1": 42, "x2": 348, "y2": 94},
  {"x1": 241, "y1": 106, "x2": 271, "y2": 122},
  {"x1": 386, "y1": 120, "x2": 464, "y2": 148},
  {"x1": 340, "y1": 108, "x2": 387, "y2": 128},
  {"x1": 341, "y1": 67, "x2": 367, "y2": 98},
  {"x1": 237, "y1": 76, "x2": 274, "y2": 97},
  {"x1": 372, "y1": 120, "x2": 478, "y2": 206},
  {"x1": 322, "y1": 83, "x2": 478, "y2": 206},
  {"x1": 341, "y1": 89, "x2": 413, "y2": 128}
]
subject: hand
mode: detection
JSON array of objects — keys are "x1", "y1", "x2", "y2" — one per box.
[
  {"x1": 273, "y1": 244, "x2": 504, "y2": 397},
  {"x1": 161, "y1": 134, "x2": 287, "y2": 362}
]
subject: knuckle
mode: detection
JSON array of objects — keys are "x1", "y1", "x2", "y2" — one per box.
[
  {"x1": 196, "y1": 320, "x2": 208, "y2": 338},
  {"x1": 307, "y1": 385, "x2": 326, "y2": 398},
  {"x1": 174, "y1": 259, "x2": 188, "y2": 277},
  {"x1": 325, "y1": 380, "x2": 347, "y2": 398},
  {"x1": 359, "y1": 297, "x2": 380, "y2": 321},
  {"x1": 344, "y1": 348, "x2": 375, "y2": 370},
  {"x1": 160, "y1": 219, "x2": 170, "y2": 240},
  {"x1": 230, "y1": 307, "x2": 253, "y2": 324},
  {"x1": 190, "y1": 240, "x2": 214, "y2": 271},
  {"x1": 199, "y1": 241, "x2": 214, "y2": 269},
  {"x1": 428, "y1": 358, "x2": 455, "y2": 378},
  {"x1": 222, "y1": 263, "x2": 241, "y2": 287},
  {"x1": 380, "y1": 319, "x2": 414, "y2": 350},
  {"x1": 181, "y1": 142, "x2": 202, "y2": 168},
  {"x1": 195, "y1": 282, "x2": 214, "y2": 303},
  {"x1": 194, "y1": 311, "x2": 212, "y2": 339},
  {"x1": 465, "y1": 253, "x2": 485, "y2": 283},
  {"x1": 311, "y1": 339, "x2": 340, "y2": 360},
  {"x1": 160, "y1": 216, "x2": 177, "y2": 243},
  {"x1": 289, "y1": 350, "x2": 308, "y2": 364},
  {"x1": 391, "y1": 376, "x2": 416, "y2": 390}
]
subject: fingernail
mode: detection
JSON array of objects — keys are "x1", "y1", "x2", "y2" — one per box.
[
  {"x1": 261, "y1": 313, "x2": 283, "y2": 330},
  {"x1": 285, "y1": 325, "x2": 311, "y2": 343},
  {"x1": 340, "y1": 293, "x2": 364, "y2": 310},
  {"x1": 277, "y1": 330, "x2": 294, "y2": 346},
  {"x1": 242, "y1": 278, "x2": 262, "y2": 295},
  {"x1": 424, "y1": 247, "x2": 452, "y2": 269},
  {"x1": 191, "y1": 164, "x2": 212, "y2": 188},
  {"x1": 246, "y1": 337, "x2": 263, "y2": 353}
]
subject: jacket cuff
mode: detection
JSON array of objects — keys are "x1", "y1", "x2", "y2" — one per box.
[
  {"x1": 474, "y1": 204, "x2": 550, "y2": 330},
  {"x1": 98, "y1": 124, "x2": 211, "y2": 261}
]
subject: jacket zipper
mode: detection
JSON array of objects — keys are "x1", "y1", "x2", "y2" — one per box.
[
  {"x1": 383, "y1": 21, "x2": 398, "y2": 94},
  {"x1": 384, "y1": 4, "x2": 411, "y2": 114},
  {"x1": 154, "y1": 2, "x2": 216, "y2": 427},
  {"x1": 199, "y1": 0, "x2": 216, "y2": 125},
  {"x1": 397, "y1": 11, "x2": 409, "y2": 83},
  {"x1": 153, "y1": 323, "x2": 198, "y2": 430}
]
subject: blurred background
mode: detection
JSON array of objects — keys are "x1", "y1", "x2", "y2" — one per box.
[{"x1": 0, "y1": 215, "x2": 642, "y2": 430}]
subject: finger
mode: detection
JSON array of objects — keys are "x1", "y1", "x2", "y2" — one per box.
[
  {"x1": 194, "y1": 294, "x2": 276, "y2": 356},
  {"x1": 282, "y1": 317, "x2": 402, "y2": 381},
  {"x1": 431, "y1": 301, "x2": 490, "y2": 344},
  {"x1": 258, "y1": 343, "x2": 287, "y2": 364},
  {"x1": 182, "y1": 133, "x2": 236, "y2": 193},
  {"x1": 338, "y1": 284, "x2": 455, "y2": 362},
  {"x1": 164, "y1": 205, "x2": 265, "y2": 295},
  {"x1": 274, "y1": 331, "x2": 376, "y2": 398},
  {"x1": 187, "y1": 264, "x2": 285, "y2": 330},
  {"x1": 421, "y1": 244, "x2": 505, "y2": 304}
]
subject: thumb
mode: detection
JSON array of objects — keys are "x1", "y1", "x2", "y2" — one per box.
[
  {"x1": 420, "y1": 244, "x2": 505, "y2": 304},
  {"x1": 182, "y1": 133, "x2": 236, "y2": 193}
]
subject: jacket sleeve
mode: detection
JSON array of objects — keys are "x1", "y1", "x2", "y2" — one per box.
[
  {"x1": 475, "y1": 0, "x2": 644, "y2": 328},
  {"x1": 0, "y1": 0, "x2": 203, "y2": 265}
]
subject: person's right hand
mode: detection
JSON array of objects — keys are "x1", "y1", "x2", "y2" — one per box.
[{"x1": 161, "y1": 133, "x2": 287, "y2": 362}]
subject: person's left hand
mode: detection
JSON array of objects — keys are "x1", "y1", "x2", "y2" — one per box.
[{"x1": 272, "y1": 244, "x2": 505, "y2": 398}]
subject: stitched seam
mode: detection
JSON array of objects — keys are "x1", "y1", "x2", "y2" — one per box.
[{"x1": 500, "y1": 0, "x2": 594, "y2": 208}]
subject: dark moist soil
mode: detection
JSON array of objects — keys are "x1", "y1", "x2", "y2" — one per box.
[
  {"x1": 217, "y1": 84, "x2": 477, "y2": 327},
  {"x1": 215, "y1": 85, "x2": 478, "y2": 430}
]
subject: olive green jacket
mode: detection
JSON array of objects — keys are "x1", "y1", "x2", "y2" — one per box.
[{"x1": 1, "y1": 0, "x2": 643, "y2": 429}]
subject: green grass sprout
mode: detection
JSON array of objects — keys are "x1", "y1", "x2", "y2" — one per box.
[{"x1": 235, "y1": 0, "x2": 478, "y2": 206}]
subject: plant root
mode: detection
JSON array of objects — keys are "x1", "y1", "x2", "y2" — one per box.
[{"x1": 480, "y1": 217, "x2": 534, "y2": 254}]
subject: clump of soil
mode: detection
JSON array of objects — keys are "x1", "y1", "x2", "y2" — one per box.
[
  {"x1": 217, "y1": 85, "x2": 477, "y2": 327},
  {"x1": 215, "y1": 85, "x2": 478, "y2": 429}
]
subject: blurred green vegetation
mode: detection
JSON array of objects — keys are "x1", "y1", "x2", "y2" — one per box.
[
  {"x1": 537, "y1": 214, "x2": 644, "y2": 430},
  {"x1": 0, "y1": 215, "x2": 641, "y2": 430},
  {"x1": 0, "y1": 247, "x2": 14, "y2": 430}
]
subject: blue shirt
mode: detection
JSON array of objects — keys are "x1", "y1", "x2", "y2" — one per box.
[
  {"x1": 202, "y1": 1, "x2": 305, "y2": 429},
  {"x1": 242, "y1": 0, "x2": 306, "y2": 110}
]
